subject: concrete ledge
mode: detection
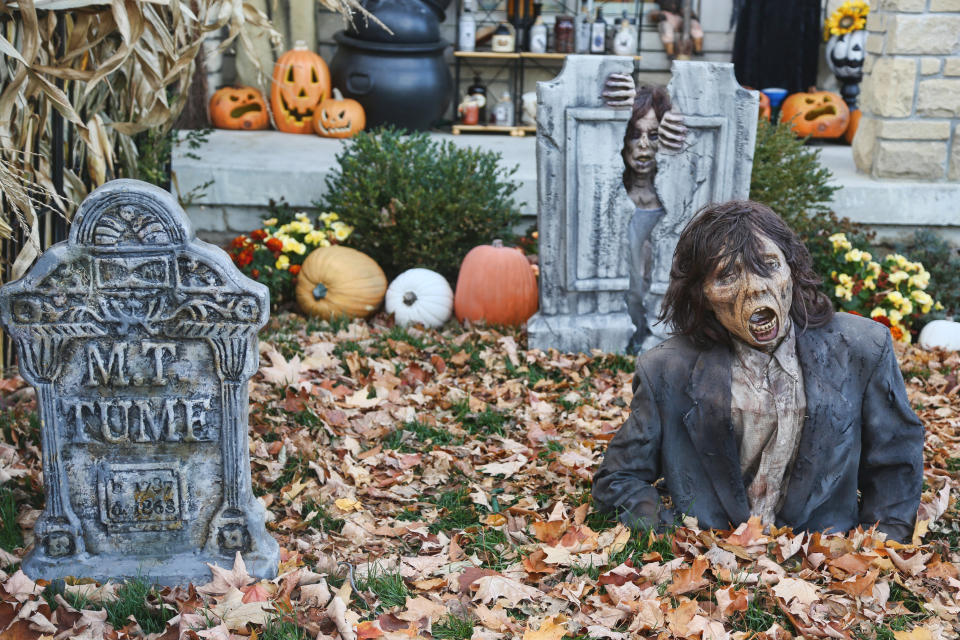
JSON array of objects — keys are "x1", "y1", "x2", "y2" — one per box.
[
  {"x1": 173, "y1": 130, "x2": 960, "y2": 245},
  {"x1": 172, "y1": 130, "x2": 538, "y2": 244}
]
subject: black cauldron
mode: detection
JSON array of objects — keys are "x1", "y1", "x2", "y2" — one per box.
[{"x1": 331, "y1": 31, "x2": 451, "y2": 131}]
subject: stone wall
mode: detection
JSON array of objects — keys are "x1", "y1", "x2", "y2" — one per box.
[{"x1": 853, "y1": 0, "x2": 960, "y2": 180}]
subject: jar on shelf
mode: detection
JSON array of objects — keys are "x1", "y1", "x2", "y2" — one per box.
[
  {"x1": 491, "y1": 22, "x2": 516, "y2": 52},
  {"x1": 554, "y1": 15, "x2": 574, "y2": 53}
]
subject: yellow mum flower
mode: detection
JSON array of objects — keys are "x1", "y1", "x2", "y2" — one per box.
[
  {"x1": 886, "y1": 291, "x2": 904, "y2": 306},
  {"x1": 320, "y1": 212, "x2": 340, "y2": 223},
  {"x1": 263, "y1": 217, "x2": 278, "y2": 227},
  {"x1": 888, "y1": 309, "x2": 903, "y2": 324},
  {"x1": 835, "y1": 285, "x2": 853, "y2": 301},
  {"x1": 935, "y1": 301, "x2": 944, "y2": 311},
  {"x1": 295, "y1": 211, "x2": 309, "y2": 220},
  {"x1": 894, "y1": 254, "x2": 909, "y2": 268},
  {"x1": 838, "y1": 273, "x2": 853, "y2": 286},
  {"x1": 844, "y1": 249, "x2": 863, "y2": 263},
  {"x1": 900, "y1": 299, "x2": 913, "y2": 315},
  {"x1": 889, "y1": 271, "x2": 909, "y2": 285},
  {"x1": 911, "y1": 290, "x2": 933, "y2": 305},
  {"x1": 861, "y1": 251, "x2": 872, "y2": 263},
  {"x1": 870, "y1": 307, "x2": 887, "y2": 318},
  {"x1": 868, "y1": 261, "x2": 881, "y2": 277},
  {"x1": 275, "y1": 255, "x2": 290, "y2": 270},
  {"x1": 332, "y1": 221, "x2": 353, "y2": 242},
  {"x1": 304, "y1": 230, "x2": 327, "y2": 245},
  {"x1": 908, "y1": 272, "x2": 930, "y2": 289},
  {"x1": 863, "y1": 277, "x2": 876, "y2": 290}
]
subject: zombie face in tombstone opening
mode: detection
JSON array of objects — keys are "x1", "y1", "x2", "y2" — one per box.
[
  {"x1": 622, "y1": 108, "x2": 659, "y2": 177},
  {"x1": 702, "y1": 234, "x2": 793, "y2": 352},
  {"x1": 621, "y1": 85, "x2": 672, "y2": 190},
  {"x1": 659, "y1": 201, "x2": 835, "y2": 349}
]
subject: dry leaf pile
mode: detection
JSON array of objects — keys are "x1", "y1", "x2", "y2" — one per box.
[{"x1": 0, "y1": 313, "x2": 959, "y2": 640}]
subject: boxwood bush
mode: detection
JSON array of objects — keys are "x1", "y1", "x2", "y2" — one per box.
[{"x1": 321, "y1": 128, "x2": 522, "y2": 283}]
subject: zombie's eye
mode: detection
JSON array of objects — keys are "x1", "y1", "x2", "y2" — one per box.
[
  {"x1": 649, "y1": 132, "x2": 659, "y2": 141},
  {"x1": 717, "y1": 270, "x2": 738, "y2": 285},
  {"x1": 765, "y1": 257, "x2": 781, "y2": 269}
]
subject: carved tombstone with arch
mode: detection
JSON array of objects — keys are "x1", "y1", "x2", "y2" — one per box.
[{"x1": 0, "y1": 179, "x2": 279, "y2": 584}]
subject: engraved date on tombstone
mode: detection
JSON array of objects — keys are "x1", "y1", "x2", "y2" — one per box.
[{"x1": 99, "y1": 465, "x2": 186, "y2": 532}]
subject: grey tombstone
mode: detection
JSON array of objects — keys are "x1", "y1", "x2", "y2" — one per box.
[
  {"x1": 0, "y1": 179, "x2": 279, "y2": 584},
  {"x1": 528, "y1": 59, "x2": 757, "y2": 354},
  {"x1": 641, "y1": 61, "x2": 758, "y2": 351},
  {"x1": 528, "y1": 55, "x2": 637, "y2": 354}
]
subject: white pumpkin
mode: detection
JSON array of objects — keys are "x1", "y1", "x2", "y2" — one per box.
[
  {"x1": 919, "y1": 319, "x2": 960, "y2": 351},
  {"x1": 385, "y1": 268, "x2": 454, "y2": 328}
]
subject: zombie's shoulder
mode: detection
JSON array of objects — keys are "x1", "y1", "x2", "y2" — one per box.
[
  {"x1": 800, "y1": 311, "x2": 891, "y2": 370},
  {"x1": 635, "y1": 335, "x2": 701, "y2": 387}
]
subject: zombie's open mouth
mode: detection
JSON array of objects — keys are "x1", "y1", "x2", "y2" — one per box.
[
  {"x1": 279, "y1": 93, "x2": 314, "y2": 123},
  {"x1": 749, "y1": 307, "x2": 779, "y2": 342}
]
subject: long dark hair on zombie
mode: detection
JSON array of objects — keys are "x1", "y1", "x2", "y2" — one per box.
[
  {"x1": 659, "y1": 200, "x2": 834, "y2": 348},
  {"x1": 622, "y1": 85, "x2": 672, "y2": 191}
]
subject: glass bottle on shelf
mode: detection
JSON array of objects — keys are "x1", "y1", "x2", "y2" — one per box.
[
  {"x1": 529, "y1": 16, "x2": 547, "y2": 53},
  {"x1": 590, "y1": 6, "x2": 606, "y2": 54},
  {"x1": 611, "y1": 12, "x2": 638, "y2": 56},
  {"x1": 554, "y1": 15, "x2": 575, "y2": 53},
  {"x1": 458, "y1": 0, "x2": 476, "y2": 52},
  {"x1": 574, "y1": 0, "x2": 590, "y2": 54},
  {"x1": 467, "y1": 76, "x2": 488, "y2": 123},
  {"x1": 492, "y1": 91, "x2": 515, "y2": 126}
]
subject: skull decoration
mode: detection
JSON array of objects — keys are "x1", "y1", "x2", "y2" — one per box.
[
  {"x1": 312, "y1": 88, "x2": 366, "y2": 138},
  {"x1": 825, "y1": 29, "x2": 866, "y2": 82},
  {"x1": 209, "y1": 86, "x2": 269, "y2": 130},
  {"x1": 271, "y1": 42, "x2": 331, "y2": 134}
]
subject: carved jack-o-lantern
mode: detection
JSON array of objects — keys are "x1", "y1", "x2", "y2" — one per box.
[
  {"x1": 209, "y1": 86, "x2": 269, "y2": 130},
  {"x1": 745, "y1": 86, "x2": 771, "y2": 122},
  {"x1": 312, "y1": 89, "x2": 366, "y2": 138},
  {"x1": 780, "y1": 90, "x2": 850, "y2": 139},
  {"x1": 271, "y1": 42, "x2": 331, "y2": 134}
]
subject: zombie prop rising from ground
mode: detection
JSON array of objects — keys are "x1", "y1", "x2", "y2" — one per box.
[{"x1": 592, "y1": 200, "x2": 924, "y2": 542}]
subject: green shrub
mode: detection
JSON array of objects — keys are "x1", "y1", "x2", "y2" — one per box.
[
  {"x1": 749, "y1": 119, "x2": 873, "y2": 288},
  {"x1": 895, "y1": 229, "x2": 960, "y2": 320},
  {"x1": 320, "y1": 127, "x2": 522, "y2": 282}
]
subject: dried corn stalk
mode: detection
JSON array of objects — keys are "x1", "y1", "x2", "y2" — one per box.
[{"x1": 0, "y1": 0, "x2": 370, "y2": 279}]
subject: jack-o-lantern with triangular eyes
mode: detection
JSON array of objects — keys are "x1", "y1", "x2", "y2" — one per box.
[
  {"x1": 271, "y1": 42, "x2": 331, "y2": 134},
  {"x1": 312, "y1": 89, "x2": 366, "y2": 139},
  {"x1": 780, "y1": 89, "x2": 850, "y2": 139},
  {"x1": 210, "y1": 86, "x2": 270, "y2": 130}
]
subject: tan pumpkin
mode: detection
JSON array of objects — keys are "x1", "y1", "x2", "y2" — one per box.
[
  {"x1": 296, "y1": 246, "x2": 387, "y2": 319},
  {"x1": 454, "y1": 240, "x2": 538, "y2": 327}
]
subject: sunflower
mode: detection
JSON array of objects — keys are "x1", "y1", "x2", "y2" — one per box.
[{"x1": 824, "y1": 0, "x2": 870, "y2": 40}]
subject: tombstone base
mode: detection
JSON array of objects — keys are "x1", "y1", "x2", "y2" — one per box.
[
  {"x1": 22, "y1": 541, "x2": 280, "y2": 586},
  {"x1": 528, "y1": 312, "x2": 635, "y2": 354}
]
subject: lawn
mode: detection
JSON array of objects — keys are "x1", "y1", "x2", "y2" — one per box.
[{"x1": 0, "y1": 313, "x2": 958, "y2": 639}]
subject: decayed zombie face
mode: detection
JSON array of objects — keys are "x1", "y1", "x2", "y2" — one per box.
[
  {"x1": 622, "y1": 108, "x2": 660, "y2": 177},
  {"x1": 702, "y1": 234, "x2": 793, "y2": 352}
]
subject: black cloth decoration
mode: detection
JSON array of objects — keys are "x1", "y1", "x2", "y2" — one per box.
[{"x1": 733, "y1": 0, "x2": 822, "y2": 94}]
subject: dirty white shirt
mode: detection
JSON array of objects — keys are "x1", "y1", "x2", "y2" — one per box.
[{"x1": 730, "y1": 324, "x2": 806, "y2": 524}]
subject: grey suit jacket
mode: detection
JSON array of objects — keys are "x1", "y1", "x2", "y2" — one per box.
[{"x1": 592, "y1": 312, "x2": 924, "y2": 542}]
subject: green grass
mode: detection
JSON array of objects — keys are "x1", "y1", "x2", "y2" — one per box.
[
  {"x1": 452, "y1": 401, "x2": 508, "y2": 437},
  {"x1": 461, "y1": 528, "x2": 510, "y2": 570},
  {"x1": 433, "y1": 614, "x2": 474, "y2": 640},
  {"x1": 0, "y1": 487, "x2": 23, "y2": 558},
  {"x1": 66, "y1": 578, "x2": 176, "y2": 634},
  {"x1": 357, "y1": 564, "x2": 409, "y2": 610},
  {"x1": 383, "y1": 326, "x2": 429, "y2": 350},
  {"x1": 427, "y1": 488, "x2": 482, "y2": 534},
  {"x1": 597, "y1": 353, "x2": 636, "y2": 374},
  {"x1": 607, "y1": 527, "x2": 676, "y2": 566},
  {"x1": 259, "y1": 615, "x2": 310, "y2": 639},
  {"x1": 301, "y1": 500, "x2": 345, "y2": 533},
  {"x1": 728, "y1": 591, "x2": 793, "y2": 635},
  {"x1": 384, "y1": 421, "x2": 462, "y2": 453}
]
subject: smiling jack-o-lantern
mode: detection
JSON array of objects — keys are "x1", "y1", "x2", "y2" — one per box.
[
  {"x1": 780, "y1": 89, "x2": 850, "y2": 139},
  {"x1": 312, "y1": 88, "x2": 365, "y2": 138},
  {"x1": 271, "y1": 41, "x2": 331, "y2": 134},
  {"x1": 209, "y1": 86, "x2": 269, "y2": 130}
]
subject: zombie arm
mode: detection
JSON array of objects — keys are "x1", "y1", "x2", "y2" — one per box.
[
  {"x1": 857, "y1": 331, "x2": 924, "y2": 542},
  {"x1": 602, "y1": 72, "x2": 636, "y2": 109},
  {"x1": 657, "y1": 111, "x2": 686, "y2": 152},
  {"x1": 592, "y1": 360, "x2": 673, "y2": 530}
]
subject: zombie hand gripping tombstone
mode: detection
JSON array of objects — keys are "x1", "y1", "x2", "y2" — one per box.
[
  {"x1": 592, "y1": 201, "x2": 924, "y2": 541},
  {"x1": 603, "y1": 72, "x2": 686, "y2": 353}
]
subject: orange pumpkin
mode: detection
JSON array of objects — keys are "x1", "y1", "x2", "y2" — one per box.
[
  {"x1": 844, "y1": 108, "x2": 861, "y2": 145},
  {"x1": 744, "y1": 87, "x2": 771, "y2": 122},
  {"x1": 780, "y1": 89, "x2": 850, "y2": 138},
  {"x1": 312, "y1": 88, "x2": 366, "y2": 138},
  {"x1": 271, "y1": 41, "x2": 331, "y2": 134},
  {"x1": 454, "y1": 240, "x2": 538, "y2": 327},
  {"x1": 210, "y1": 86, "x2": 269, "y2": 130}
]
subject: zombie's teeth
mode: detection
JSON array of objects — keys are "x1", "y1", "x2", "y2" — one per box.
[{"x1": 751, "y1": 319, "x2": 777, "y2": 335}]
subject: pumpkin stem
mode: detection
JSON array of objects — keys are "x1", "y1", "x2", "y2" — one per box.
[
  {"x1": 492, "y1": 239, "x2": 504, "y2": 248},
  {"x1": 333, "y1": 88, "x2": 344, "y2": 101},
  {"x1": 313, "y1": 283, "x2": 328, "y2": 300},
  {"x1": 402, "y1": 291, "x2": 418, "y2": 306},
  {"x1": 294, "y1": 40, "x2": 309, "y2": 50}
]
